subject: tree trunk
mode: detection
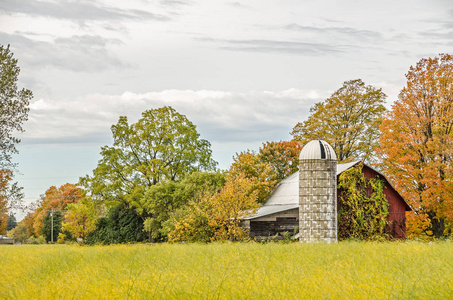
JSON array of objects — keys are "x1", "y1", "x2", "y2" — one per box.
[{"x1": 427, "y1": 211, "x2": 445, "y2": 238}]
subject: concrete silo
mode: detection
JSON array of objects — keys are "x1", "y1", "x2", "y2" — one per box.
[{"x1": 299, "y1": 140, "x2": 337, "y2": 243}]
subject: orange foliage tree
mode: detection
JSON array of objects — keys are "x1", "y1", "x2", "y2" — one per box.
[
  {"x1": 229, "y1": 141, "x2": 302, "y2": 203},
  {"x1": 21, "y1": 211, "x2": 36, "y2": 238},
  {"x1": 259, "y1": 141, "x2": 303, "y2": 180},
  {"x1": 32, "y1": 183, "x2": 85, "y2": 236},
  {"x1": 0, "y1": 169, "x2": 24, "y2": 234},
  {"x1": 378, "y1": 54, "x2": 453, "y2": 238},
  {"x1": 0, "y1": 170, "x2": 9, "y2": 234}
]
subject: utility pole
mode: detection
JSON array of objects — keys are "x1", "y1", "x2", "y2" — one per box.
[{"x1": 51, "y1": 209, "x2": 54, "y2": 243}]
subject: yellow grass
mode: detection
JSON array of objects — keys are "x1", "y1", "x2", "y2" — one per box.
[{"x1": 1, "y1": 241, "x2": 453, "y2": 299}]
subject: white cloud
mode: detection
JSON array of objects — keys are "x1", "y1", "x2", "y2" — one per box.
[
  {"x1": 21, "y1": 89, "x2": 325, "y2": 147},
  {"x1": 0, "y1": 0, "x2": 170, "y2": 23},
  {"x1": 284, "y1": 23, "x2": 383, "y2": 41},
  {"x1": 1, "y1": 32, "x2": 127, "y2": 72},
  {"x1": 198, "y1": 37, "x2": 347, "y2": 56}
]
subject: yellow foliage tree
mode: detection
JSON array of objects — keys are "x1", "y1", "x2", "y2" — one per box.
[
  {"x1": 292, "y1": 79, "x2": 386, "y2": 163},
  {"x1": 61, "y1": 199, "x2": 97, "y2": 242},
  {"x1": 167, "y1": 174, "x2": 259, "y2": 243},
  {"x1": 229, "y1": 151, "x2": 276, "y2": 204}
]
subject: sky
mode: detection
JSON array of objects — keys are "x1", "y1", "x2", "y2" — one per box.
[{"x1": 1, "y1": 0, "x2": 453, "y2": 219}]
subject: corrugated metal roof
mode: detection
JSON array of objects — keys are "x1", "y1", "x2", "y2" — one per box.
[
  {"x1": 337, "y1": 161, "x2": 360, "y2": 174},
  {"x1": 244, "y1": 204, "x2": 298, "y2": 220},
  {"x1": 246, "y1": 161, "x2": 360, "y2": 220},
  {"x1": 264, "y1": 171, "x2": 299, "y2": 206}
]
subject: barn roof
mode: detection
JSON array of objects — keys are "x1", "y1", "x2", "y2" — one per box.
[{"x1": 244, "y1": 161, "x2": 409, "y2": 220}]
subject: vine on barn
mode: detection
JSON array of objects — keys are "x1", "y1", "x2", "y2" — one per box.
[{"x1": 337, "y1": 164, "x2": 389, "y2": 240}]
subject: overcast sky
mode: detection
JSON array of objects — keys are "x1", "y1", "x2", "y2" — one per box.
[{"x1": 1, "y1": 0, "x2": 453, "y2": 216}]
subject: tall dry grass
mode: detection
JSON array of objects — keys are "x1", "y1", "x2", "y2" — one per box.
[{"x1": 1, "y1": 241, "x2": 452, "y2": 299}]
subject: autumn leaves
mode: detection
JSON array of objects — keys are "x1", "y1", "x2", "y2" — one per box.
[
  {"x1": 378, "y1": 54, "x2": 453, "y2": 238},
  {"x1": 290, "y1": 55, "x2": 453, "y2": 238}
]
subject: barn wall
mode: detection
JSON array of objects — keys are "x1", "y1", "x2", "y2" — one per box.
[
  {"x1": 249, "y1": 209, "x2": 299, "y2": 239},
  {"x1": 0, "y1": 238, "x2": 14, "y2": 245}
]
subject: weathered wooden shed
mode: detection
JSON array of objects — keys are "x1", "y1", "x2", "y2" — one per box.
[
  {"x1": 0, "y1": 235, "x2": 14, "y2": 245},
  {"x1": 243, "y1": 161, "x2": 411, "y2": 240}
]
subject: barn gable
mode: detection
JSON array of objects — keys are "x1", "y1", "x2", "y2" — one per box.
[{"x1": 244, "y1": 161, "x2": 411, "y2": 240}]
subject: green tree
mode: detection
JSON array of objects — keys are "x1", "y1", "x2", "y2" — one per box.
[
  {"x1": 42, "y1": 209, "x2": 64, "y2": 243},
  {"x1": 85, "y1": 204, "x2": 148, "y2": 245},
  {"x1": 6, "y1": 214, "x2": 16, "y2": 231},
  {"x1": 292, "y1": 79, "x2": 386, "y2": 163},
  {"x1": 7, "y1": 221, "x2": 28, "y2": 243},
  {"x1": 0, "y1": 45, "x2": 31, "y2": 170},
  {"x1": 141, "y1": 171, "x2": 225, "y2": 241},
  {"x1": 80, "y1": 106, "x2": 217, "y2": 209}
]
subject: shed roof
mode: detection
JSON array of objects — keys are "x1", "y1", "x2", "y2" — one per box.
[{"x1": 245, "y1": 204, "x2": 299, "y2": 220}]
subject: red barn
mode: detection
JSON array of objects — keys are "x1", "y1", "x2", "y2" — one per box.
[
  {"x1": 243, "y1": 161, "x2": 411, "y2": 240},
  {"x1": 337, "y1": 161, "x2": 411, "y2": 239}
]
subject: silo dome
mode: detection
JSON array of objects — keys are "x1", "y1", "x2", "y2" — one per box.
[{"x1": 299, "y1": 140, "x2": 337, "y2": 160}]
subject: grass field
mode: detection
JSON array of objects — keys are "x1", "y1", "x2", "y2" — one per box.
[{"x1": 1, "y1": 241, "x2": 453, "y2": 299}]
